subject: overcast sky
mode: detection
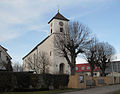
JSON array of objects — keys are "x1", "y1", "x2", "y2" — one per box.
[{"x1": 0, "y1": 0, "x2": 120, "y2": 64}]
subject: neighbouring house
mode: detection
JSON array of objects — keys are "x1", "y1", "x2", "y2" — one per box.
[
  {"x1": 105, "y1": 61, "x2": 120, "y2": 77},
  {"x1": 76, "y1": 63, "x2": 100, "y2": 77},
  {"x1": 0, "y1": 45, "x2": 12, "y2": 71},
  {"x1": 22, "y1": 11, "x2": 71, "y2": 74}
]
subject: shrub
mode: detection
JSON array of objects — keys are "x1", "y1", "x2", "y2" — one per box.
[
  {"x1": 0, "y1": 71, "x2": 14, "y2": 92},
  {"x1": 0, "y1": 71, "x2": 69, "y2": 92}
]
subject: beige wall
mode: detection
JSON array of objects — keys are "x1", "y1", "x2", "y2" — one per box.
[{"x1": 68, "y1": 73, "x2": 86, "y2": 89}]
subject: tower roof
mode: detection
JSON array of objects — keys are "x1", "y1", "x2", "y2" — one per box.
[{"x1": 48, "y1": 12, "x2": 69, "y2": 24}]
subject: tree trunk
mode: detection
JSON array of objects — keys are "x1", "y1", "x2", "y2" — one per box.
[
  {"x1": 89, "y1": 62, "x2": 94, "y2": 77},
  {"x1": 101, "y1": 69, "x2": 106, "y2": 76},
  {"x1": 71, "y1": 66, "x2": 76, "y2": 75},
  {"x1": 91, "y1": 68, "x2": 94, "y2": 77},
  {"x1": 70, "y1": 52, "x2": 76, "y2": 75}
]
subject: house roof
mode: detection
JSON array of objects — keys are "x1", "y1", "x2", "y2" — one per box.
[
  {"x1": 22, "y1": 35, "x2": 50, "y2": 60},
  {"x1": 48, "y1": 12, "x2": 69, "y2": 24},
  {"x1": 112, "y1": 61, "x2": 120, "y2": 63},
  {"x1": 0, "y1": 45, "x2": 12, "y2": 59}
]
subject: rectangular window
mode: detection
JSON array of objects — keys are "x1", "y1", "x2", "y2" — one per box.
[
  {"x1": 60, "y1": 28, "x2": 63, "y2": 32},
  {"x1": 81, "y1": 67, "x2": 85, "y2": 70},
  {"x1": 76, "y1": 67, "x2": 78, "y2": 71},
  {"x1": 80, "y1": 75, "x2": 84, "y2": 83},
  {"x1": 87, "y1": 66, "x2": 90, "y2": 70},
  {"x1": 50, "y1": 51, "x2": 51, "y2": 56}
]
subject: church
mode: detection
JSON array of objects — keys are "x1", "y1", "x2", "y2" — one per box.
[{"x1": 23, "y1": 11, "x2": 71, "y2": 74}]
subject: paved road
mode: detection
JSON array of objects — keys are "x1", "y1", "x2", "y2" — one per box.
[{"x1": 60, "y1": 84, "x2": 120, "y2": 94}]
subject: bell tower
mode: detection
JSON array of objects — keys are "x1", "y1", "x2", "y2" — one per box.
[
  {"x1": 48, "y1": 11, "x2": 69, "y2": 35},
  {"x1": 47, "y1": 11, "x2": 70, "y2": 74}
]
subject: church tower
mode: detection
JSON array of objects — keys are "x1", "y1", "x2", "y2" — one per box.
[
  {"x1": 48, "y1": 11, "x2": 70, "y2": 74},
  {"x1": 48, "y1": 11, "x2": 69, "y2": 35}
]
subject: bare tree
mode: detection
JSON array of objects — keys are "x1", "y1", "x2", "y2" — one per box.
[
  {"x1": 95, "y1": 42, "x2": 115, "y2": 76},
  {"x1": 55, "y1": 21, "x2": 94, "y2": 75},
  {"x1": 84, "y1": 38, "x2": 97, "y2": 77},
  {"x1": 12, "y1": 62, "x2": 23, "y2": 72},
  {"x1": 25, "y1": 51, "x2": 50, "y2": 74}
]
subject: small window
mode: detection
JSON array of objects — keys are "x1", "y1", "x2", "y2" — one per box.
[
  {"x1": 33, "y1": 54, "x2": 36, "y2": 60},
  {"x1": 51, "y1": 29, "x2": 52, "y2": 33},
  {"x1": 80, "y1": 75, "x2": 84, "y2": 83},
  {"x1": 87, "y1": 66, "x2": 90, "y2": 70},
  {"x1": 93, "y1": 73, "x2": 97, "y2": 76},
  {"x1": 6, "y1": 56, "x2": 9, "y2": 60},
  {"x1": 76, "y1": 67, "x2": 78, "y2": 71},
  {"x1": 81, "y1": 67, "x2": 85, "y2": 70},
  {"x1": 60, "y1": 28, "x2": 63, "y2": 32},
  {"x1": 50, "y1": 51, "x2": 51, "y2": 56}
]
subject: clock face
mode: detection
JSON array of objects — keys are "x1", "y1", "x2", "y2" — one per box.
[{"x1": 59, "y1": 21, "x2": 64, "y2": 26}]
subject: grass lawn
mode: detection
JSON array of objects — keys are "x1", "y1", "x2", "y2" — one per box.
[
  {"x1": 0, "y1": 89, "x2": 76, "y2": 94},
  {"x1": 1, "y1": 91, "x2": 49, "y2": 94}
]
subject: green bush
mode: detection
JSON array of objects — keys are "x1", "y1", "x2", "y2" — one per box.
[
  {"x1": 14, "y1": 72, "x2": 32, "y2": 88},
  {"x1": 0, "y1": 72, "x2": 69, "y2": 92},
  {"x1": 42, "y1": 74, "x2": 69, "y2": 89}
]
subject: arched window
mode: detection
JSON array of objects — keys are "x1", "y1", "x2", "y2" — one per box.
[
  {"x1": 51, "y1": 29, "x2": 52, "y2": 33},
  {"x1": 59, "y1": 63, "x2": 64, "y2": 74},
  {"x1": 60, "y1": 28, "x2": 63, "y2": 32}
]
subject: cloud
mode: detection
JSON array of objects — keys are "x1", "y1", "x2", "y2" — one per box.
[
  {"x1": 0, "y1": 31, "x2": 20, "y2": 42},
  {"x1": 0, "y1": 0, "x2": 110, "y2": 42}
]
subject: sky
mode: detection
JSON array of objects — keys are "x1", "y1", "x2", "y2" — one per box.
[{"x1": 0, "y1": 0, "x2": 120, "y2": 64}]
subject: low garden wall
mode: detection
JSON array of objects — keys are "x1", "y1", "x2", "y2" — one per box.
[{"x1": 68, "y1": 73, "x2": 120, "y2": 89}]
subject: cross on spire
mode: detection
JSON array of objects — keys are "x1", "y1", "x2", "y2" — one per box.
[
  {"x1": 57, "y1": 5, "x2": 59, "y2": 13},
  {"x1": 58, "y1": 8, "x2": 59, "y2": 13}
]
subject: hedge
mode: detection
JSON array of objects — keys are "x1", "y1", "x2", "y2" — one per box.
[
  {"x1": 0, "y1": 71, "x2": 15, "y2": 92},
  {"x1": 0, "y1": 71, "x2": 69, "y2": 92}
]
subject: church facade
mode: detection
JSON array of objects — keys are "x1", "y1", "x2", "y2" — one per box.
[{"x1": 23, "y1": 12, "x2": 71, "y2": 74}]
